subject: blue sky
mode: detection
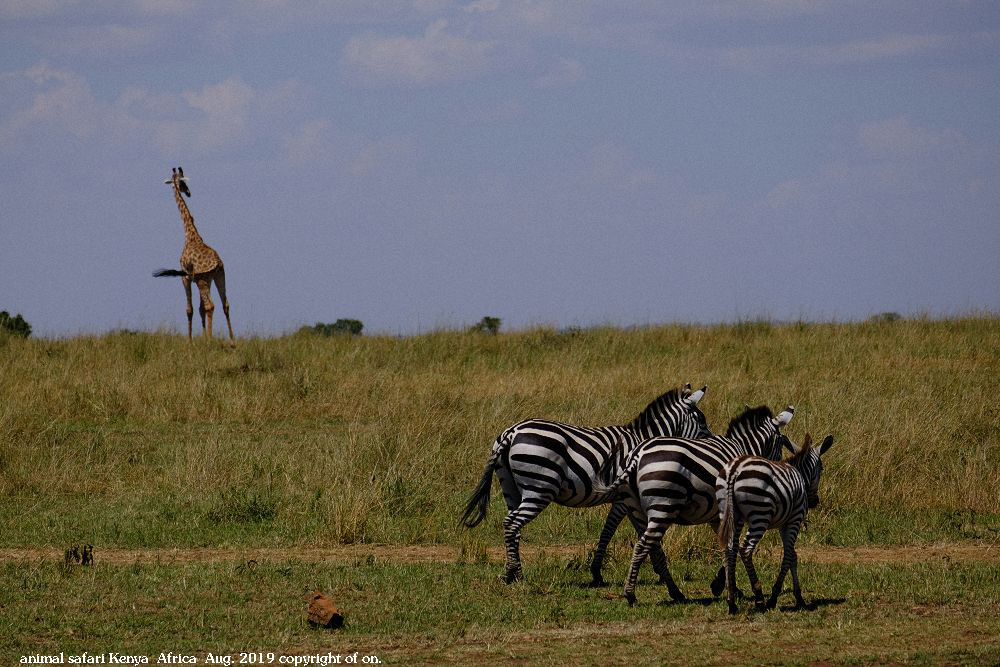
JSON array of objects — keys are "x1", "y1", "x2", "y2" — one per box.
[{"x1": 2, "y1": 1, "x2": 998, "y2": 336}]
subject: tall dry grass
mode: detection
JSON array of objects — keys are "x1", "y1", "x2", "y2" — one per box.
[{"x1": 0, "y1": 317, "x2": 997, "y2": 550}]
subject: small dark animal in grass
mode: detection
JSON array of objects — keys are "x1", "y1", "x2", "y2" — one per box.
[
  {"x1": 716, "y1": 433, "x2": 834, "y2": 614},
  {"x1": 64, "y1": 544, "x2": 94, "y2": 566},
  {"x1": 306, "y1": 591, "x2": 344, "y2": 629}
]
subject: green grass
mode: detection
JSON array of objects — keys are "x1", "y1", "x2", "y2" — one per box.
[
  {"x1": 0, "y1": 317, "x2": 1000, "y2": 547},
  {"x1": 1, "y1": 317, "x2": 998, "y2": 550},
  {"x1": 5, "y1": 555, "x2": 1000, "y2": 664},
  {"x1": 2, "y1": 317, "x2": 999, "y2": 663}
]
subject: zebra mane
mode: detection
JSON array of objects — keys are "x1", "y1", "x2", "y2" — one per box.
[
  {"x1": 627, "y1": 388, "x2": 684, "y2": 430},
  {"x1": 786, "y1": 434, "x2": 814, "y2": 465},
  {"x1": 725, "y1": 406, "x2": 774, "y2": 437}
]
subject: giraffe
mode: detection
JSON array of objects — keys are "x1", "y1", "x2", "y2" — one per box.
[{"x1": 153, "y1": 167, "x2": 235, "y2": 344}]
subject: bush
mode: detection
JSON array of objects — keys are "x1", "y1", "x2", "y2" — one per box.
[
  {"x1": 303, "y1": 319, "x2": 364, "y2": 337},
  {"x1": 469, "y1": 316, "x2": 501, "y2": 335},
  {"x1": 0, "y1": 311, "x2": 31, "y2": 338},
  {"x1": 870, "y1": 312, "x2": 903, "y2": 323}
]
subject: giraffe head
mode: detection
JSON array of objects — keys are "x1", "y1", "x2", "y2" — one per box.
[{"x1": 165, "y1": 166, "x2": 192, "y2": 197}]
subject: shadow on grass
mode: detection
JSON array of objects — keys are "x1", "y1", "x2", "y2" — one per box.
[
  {"x1": 656, "y1": 595, "x2": 718, "y2": 607},
  {"x1": 775, "y1": 597, "x2": 847, "y2": 612}
]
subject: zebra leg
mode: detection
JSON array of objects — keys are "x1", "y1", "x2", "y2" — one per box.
[
  {"x1": 623, "y1": 514, "x2": 681, "y2": 605},
  {"x1": 501, "y1": 496, "x2": 551, "y2": 584},
  {"x1": 589, "y1": 501, "x2": 628, "y2": 587},
  {"x1": 625, "y1": 512, "x2": 675, "y2": 592},
  {"x1": 782, "y1": 523, "x2": 807, "y2": 608},
  {"x1": 766, "y1": 526, "x2": 796, "y2": 610},
  {"x1": 726, "y1": 517, "x2": 744, "y2": 614},
  {"x1": 740, "y1": 522, "x2": 768, "y2": 607},
  {"x1": 709, "y1": 518, "x2": 727, "y2": 597}
]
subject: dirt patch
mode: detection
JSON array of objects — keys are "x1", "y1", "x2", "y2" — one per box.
[
  {"x1": 796, "y1": 543, "x2": 1000, "y2": 565},
  {"x1": 0, "y1": 542, "x2": 996, "y2": 565}
]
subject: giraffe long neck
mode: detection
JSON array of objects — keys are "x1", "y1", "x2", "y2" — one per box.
[{"x1": 174, "y1": 183, "x2": 204, "y2": 244}]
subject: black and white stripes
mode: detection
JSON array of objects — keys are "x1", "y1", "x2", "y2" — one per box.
[
  {"x1": 461, "y1": 385, "x2": 711, "y2": 584},
  {"x1": 716, "y1": 433, "x2": 834, "y2": 613},
  {"x1": 595, "y1": 405, "x2": 794, "y2": 604}
]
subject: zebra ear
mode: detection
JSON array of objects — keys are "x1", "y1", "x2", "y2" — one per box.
[
  {"x1": 686, "y1": 385, "x2": 706, "y2": 405},
  {"x1": 775, "y1": 406, "x2": 794, "y2": 426},
  {"x1": 681, "y1": 383, "x2": 692, "y2": 399},
  {"x1": 819, "y1": 434, "x2": 834, "y2": 455}
]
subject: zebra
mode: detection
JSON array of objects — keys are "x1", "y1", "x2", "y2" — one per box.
[
  {"x1": 594, "y1": 404, "x2": 794, "y2": 605},
  {"x1": 461, "y1": 384, "x2": 712, "y2": 585},
  {"x1": 716, "y1": 432, "x2": 834, "y2": 614}
]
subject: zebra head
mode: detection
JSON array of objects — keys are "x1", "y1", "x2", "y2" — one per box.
[
  {"x1": 786, "y1": 433, "x2": 835, "y2": 508},
  {"x1": 629, "y1": 383, "x2": 710, "y2": 439},
  {"x1": 726, "y1": 404, "x2": 793, "y2": 460}
]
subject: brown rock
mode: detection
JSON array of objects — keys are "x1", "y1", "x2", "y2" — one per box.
[{"x1": 306, "y1": 591, "x2": 344, "y2": 629}]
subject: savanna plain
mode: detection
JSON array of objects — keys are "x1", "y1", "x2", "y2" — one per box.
[{"x1": 2, "y1": 317, "x2": 999, "y2": 665}]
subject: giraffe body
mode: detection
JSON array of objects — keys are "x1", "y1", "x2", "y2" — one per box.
[{"x1": 158, "y1": 167, "x2": 235, "y2": 344}]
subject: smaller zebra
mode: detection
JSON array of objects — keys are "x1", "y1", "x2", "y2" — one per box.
[{"x1": 716, "y1": 432, "x2": 834, "y2": 615}]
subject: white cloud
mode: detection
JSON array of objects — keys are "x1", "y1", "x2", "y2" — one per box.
[
  {"x1": 350, "y1": 136, "x2": 417, "y2": 177},
  {"x1": 762, "y1": 178, "x2": 805, "y2": 210},
  {"x1": 0, "y1": 64, "x2": 109, "y2": 143},
  {"x1": 0, "y1": 0, "x2": 73, "y2": 19},
  {"x1": 51, "y1": 23, "x2": 161, "y2": 55},
  {"x1": 710, "y1": 33, "x2": 951, "y2": 72},
  {"x1": 534, "y1": 56, "x2": 583, "y2": 88},
  {"x1": 0, "y1": 64, "x2": 305, "y2": 157},
  {"x1": 859, "y1": 115, "x2": 966, "y2": 158},
  {"x1": 463, "y1": 0, "x2": 499, "y2": 12},
  {"x1": 343, "y1": 19, "x2": 498, "y2": 86},
  {"x1": 589, "y1": 141, "x2": 657, "y2": 191},
  {"x1": 282, "y1": 119, "x2": 332, "y2": 166}
]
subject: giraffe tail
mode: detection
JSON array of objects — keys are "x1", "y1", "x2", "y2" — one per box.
[{"x1": 153, "y1": 268, "x2": 188, "y2": 278}]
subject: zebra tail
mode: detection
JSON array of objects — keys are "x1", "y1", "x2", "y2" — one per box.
[
  {"x1": 718, "y1": 467, "x2": 737, "y2": 550},
  {"x1": 460, "y1": 433, "x2": 510, "y2": 528},
  {"x1": 591, "y1": 455, "x2": 635, "y2": 504},
  {"x1": 153, "y1": 268, "x2": 187, "y2": 278},
  {"x1": 460, "y1": 462, "x2": 496, "y2": 528}
]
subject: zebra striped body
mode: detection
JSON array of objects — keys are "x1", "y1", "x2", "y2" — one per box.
[
  {"x1": 461, "y1": 385, "x2": 711, "y2": 584},
  {"x1": 716, "y1": 433, "x2": 834, "y2": 614},
  {"x1": 597, "y1": 405, "x2": 794, "y2": 604}
]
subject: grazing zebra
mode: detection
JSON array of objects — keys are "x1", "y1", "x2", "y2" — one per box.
[
  {"x1": 717, "y1": 432, "x2": 834, "y2": 614},
  {"x1": 461, "y1": 384, "x2": 712, "y2": 584},
  {"x1": 594, "y1": 405, "x2": 794, "y2": 605}
]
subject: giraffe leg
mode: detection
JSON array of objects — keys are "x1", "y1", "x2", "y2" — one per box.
[
  {"x1": 182, "y1": 275, "x2": 194, "y2": 341},
  {"x1": 213, "y1": 269, "x2": 235, "y2": 345},
  {"x1": 196, "y1": 277, "x2": 214, "y2": 339}
]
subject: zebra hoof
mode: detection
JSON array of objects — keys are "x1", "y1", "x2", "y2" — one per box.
[
  {"x1": 668, "y1": 589, "x2": 687, "y2": 603},
  {"x1": 501, "y1": 570, "x2": 523, "y2": 585},
  {"x1": 625, "y1": 592, "x2": 637, "y2": 606},
  {"x1": 710, "y1": 577, "x2": 725, "y2": 598},
  {"x1": 588, "y1": 577, "x2": 607, "y2": 588},
  {"x1": 728, "y1": 602, "x2": 739, "y2": 615}
]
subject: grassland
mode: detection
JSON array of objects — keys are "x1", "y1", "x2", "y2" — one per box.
[{"x1": 1, "y1": 317, "x2": 998, "y2": 663}]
